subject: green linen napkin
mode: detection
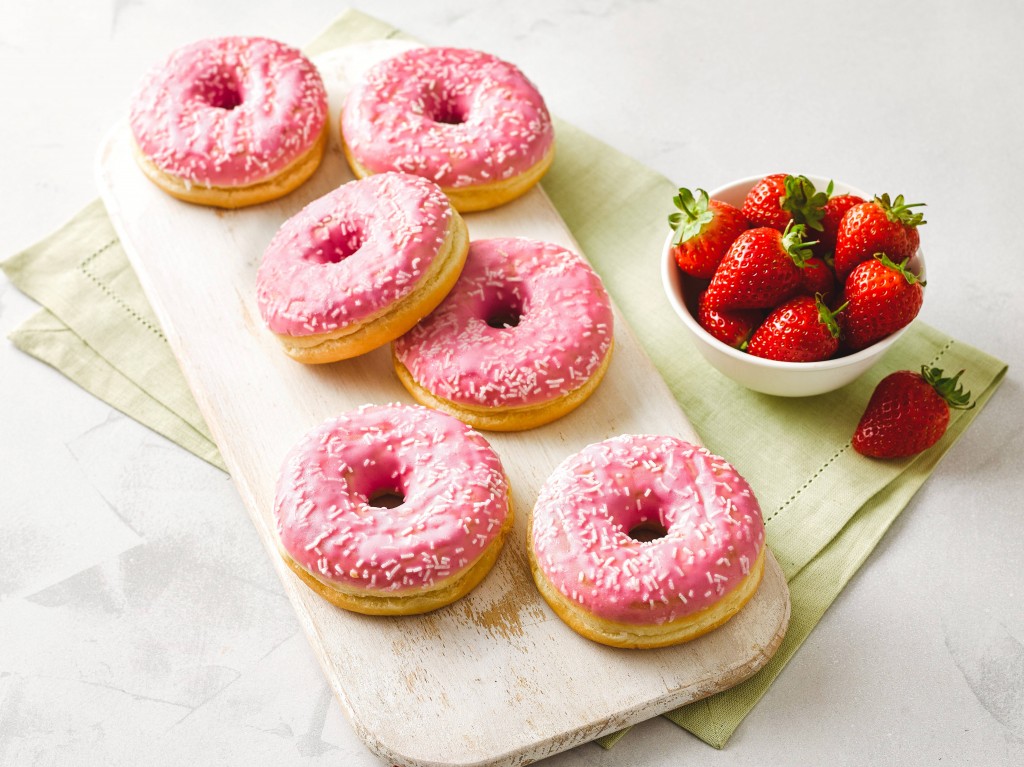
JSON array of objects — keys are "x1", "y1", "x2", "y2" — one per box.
[{"x1": 2, "y1": 7, "x2": 1007, "y2": 752}]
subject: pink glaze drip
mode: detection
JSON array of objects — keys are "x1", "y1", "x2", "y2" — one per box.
[
  {"x1": 129, "y1": 36, "x2": 327, "y2": 187},
  {"x1": 255, "y1": 172, "x2": 453, "y2": 337},
  {"x1": 531, "y1": 435, "x2": 765, "y2": 626},
  {"x1": 275, "y1": 403, "x2": 509, "y2": 593},
  {"x1": 393, "y1": 238, "x2": 613, "y2": 408},
  {"x1": 341, "y1": 47, "x2": 554, "y2": 189}
]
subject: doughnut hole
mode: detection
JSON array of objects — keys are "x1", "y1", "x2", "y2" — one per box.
[
  {"x1": 485, "y1": 306, "x2": 522, "y2": 330},
  {"x1": 482, "y1": 287, "x2": 527, "y2": 330},
  {"x1": 305, "y1": 217, "x2": 366, "y2": 265},
  {"x1": 608, "y1": 492, "x2": 672, "y2": 545},
  {"x1": 424, "y1": 89, "x2": 471, "y2": 125},
  {"x1": 345, "y1": 454, "x2": 408, "y2": 511},
  {"x1": 627, "y1": 520, "x2": 670, "y2": 543},
  {"x1": 367, "y1": 489, "x2": 405, "y2": 509},
  {"x1": 193, "y1": 68, "x2": 244, "y2": 111}
]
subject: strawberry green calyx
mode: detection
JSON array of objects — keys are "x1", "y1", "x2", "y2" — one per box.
[
  {"x1": 875, "y1": 193, "x2": 927, "y2": 228},
  {"x1": 816, "y1": 295, "x2": 846, "y2": 339},
  {"x1": 920, "y1": 366, "x2": 975, "y2": 410},
  {"x1": 781, "y1": 222, "x2": 817, "y2": 268},
  {"x1": 781, "y1": 175, "x2": 832, "y2": 232},
  {"x1": 668, "y1": 187, "x2": 714, "y2": 246},
  {"x1": 874, "y1": 252, "x2": 927, "y2": 286}
]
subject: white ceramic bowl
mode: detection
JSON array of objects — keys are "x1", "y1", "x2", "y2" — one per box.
[{"x1": 661, "y1": 175, "x2": 926, "y2": 397}]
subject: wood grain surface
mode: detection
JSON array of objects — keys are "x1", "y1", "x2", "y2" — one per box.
[{"x1": 96, "y1": 41, "x2": 790, "y2": 767}]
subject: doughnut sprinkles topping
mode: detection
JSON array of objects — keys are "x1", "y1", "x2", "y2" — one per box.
[
  {"x1": 274, "y1": 404, "x2": 510, "y2": 611},
  {"x1": 129, "y1": 36, "x2": 327, "y2": 189},
  {"x1": 341, "y1": 47, "x2": 554, "y2": 201},
  {"x1": 530, "y1": 435, "x2": 765, "y2": 636},
  {"x1": 256, "y1": 172, "x2": 455, "y2": 338},
  {"x1": 394, "y1": 238, "x2": 613, "y2": 409}
]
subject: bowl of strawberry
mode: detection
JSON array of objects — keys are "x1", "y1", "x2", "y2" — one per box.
[{"x1": 661, "y1": 174, "x2": 927, "y2": 397}]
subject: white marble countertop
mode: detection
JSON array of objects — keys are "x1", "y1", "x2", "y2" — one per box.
[{"x1": 2, "y1": 1, "x2": 1023, "y2": 765}]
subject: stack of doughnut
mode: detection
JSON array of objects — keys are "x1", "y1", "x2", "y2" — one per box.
[{"x1": 130, "y1": 36, "x2": 767, "y2": 638}]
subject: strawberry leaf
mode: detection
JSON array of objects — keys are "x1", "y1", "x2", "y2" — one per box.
[
  {"x1": 921, "y1": 366, "x2": 975, "y2": 410},
  {"x1": 874, "y1": 253, "x2": 927, "y2": 286},
  {"x1": 875, "y1": 193, "x2": 927, "y2": 227},
  {"x1": 782, "y1": 175, "x2": 830, "y2": 232},
  {"x1": 669, "y1": 187, "x2": 715, "y2": 246}
]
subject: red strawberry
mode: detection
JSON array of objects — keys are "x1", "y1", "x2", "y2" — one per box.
[
  {"x1": 840, "y1": 254, "x2": 925, "y2": 350},
  {"x1": 747, "y1": 294, "x2": 844, "y2": 362},
  {"x1": 697, "y1": 290, "x2": 764, "y2": 349},
  {"x1": 795, "y1": 256, "x2": 837, "y2": 303},
  {"x1": 834, "y1": 193, "x2": 926, "y2": 278},
  {"x1": 815, "y1": 193, "x2": 865, "y2": 258},
  {"x1": 742, "y1": 174, "x2": 789, "y2": 230},
  {"x1": 705, "y1": 222, "x2": 816, "y2": 310},
  {"x1": 853, "y1": 366, "x2": 974, "y2": 458},
  {"x1": 742, "y1": 174, "x2": 831, "y2": 233},
  {"x1": 668, "y1": 187, "x2": 749, "y2": 278}
]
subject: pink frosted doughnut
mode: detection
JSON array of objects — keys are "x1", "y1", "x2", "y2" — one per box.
[
  {"x1": 393, "y1": 237, "x2": 614, "y2": 431},
  {"x1": 529, "y1": 435, "x2": 766, "y2": 648},
  {"x1": 341, "y1": 47, "x2": 555, "y2": 211},
  {"x1": 255, "y1": 172, "x2": 469, "y2": 363},
  {"x1": 274, "y1": 403, "x2": 512, "y2": 615},
  {"x1": 129, "y1": 36, "x2": 328, "y2": 207}
]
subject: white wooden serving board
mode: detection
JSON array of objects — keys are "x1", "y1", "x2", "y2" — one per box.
[{"x1": 96, "y1": 42, "x2": 790, "y2": 767}]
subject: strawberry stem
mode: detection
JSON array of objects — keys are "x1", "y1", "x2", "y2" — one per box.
[
  {"x1": 920, "y1": 366, "x2": 975, "y2": 410},
  {"x1": 815, "y1": 295, "x2": 846, "y2": 339},
  {"x1": 781, "y1": 222, "x2": 818, "y2": 268}
]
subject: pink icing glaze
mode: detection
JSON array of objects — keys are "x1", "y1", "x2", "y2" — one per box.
[
  {"x1": 129, "y1": 36, "x2": 327, "y2": 187},
  {"x1": 393, "y1": 238, "x2": 613, "y2": 408},
  {"x1": 256, "y1": 172, "x2": 454, "y2": 337},
  {"x1": 275, "y1": 403, "x2": 509, "y2": 593},
  {"x1": 341, "y1": 47, "x2": 554, "y2": 189},
  {"x1": 531, "y1": 435, "x2": 765, "y2": 626}
]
